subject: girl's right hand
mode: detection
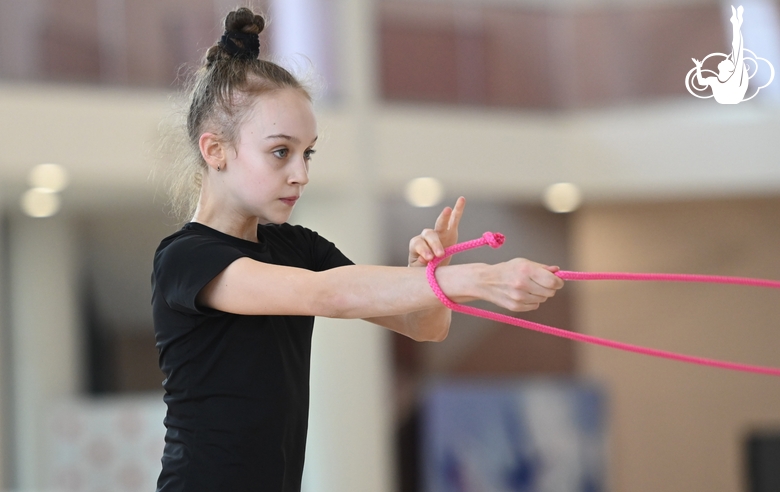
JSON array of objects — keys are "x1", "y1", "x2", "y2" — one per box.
[{"x1": 480, "y1": 258, "x2": 564, "y2": 312}]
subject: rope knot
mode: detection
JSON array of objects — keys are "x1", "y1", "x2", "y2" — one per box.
[{"x1": 483, "y1": 232, "x2": 505, "y2": 248}]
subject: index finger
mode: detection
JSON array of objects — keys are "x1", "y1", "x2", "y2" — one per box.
[{"x1": 447, "y1": 196, "x2": 466, "y2": 231}]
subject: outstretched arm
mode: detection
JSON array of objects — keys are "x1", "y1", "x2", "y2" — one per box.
[{"x1": 198, "y1": 250, "x2": 564, "y2": 342}]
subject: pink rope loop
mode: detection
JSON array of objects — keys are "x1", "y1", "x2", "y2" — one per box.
[{"x1": 426, "y1": 232, "x2": 780, "y2": 377}]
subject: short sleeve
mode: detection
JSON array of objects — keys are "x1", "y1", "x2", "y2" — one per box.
[
  {"x1": 293, "y1": 226, "x2": 353, "y2": 271},
  {"x1": 315, "y1": 238, "x2": 353, "y2": 271},
  {"x1": 153, "y1": 234, "x2": 247, "y2": 315}
]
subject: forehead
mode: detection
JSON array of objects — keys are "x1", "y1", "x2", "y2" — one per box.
[{"x1": 242, "y1": 88, "x2": 317, "y2": 139}]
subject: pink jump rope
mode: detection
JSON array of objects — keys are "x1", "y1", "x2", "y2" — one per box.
[{"x1": 426, "y1": 232, "x2": 780, "y2": 377}]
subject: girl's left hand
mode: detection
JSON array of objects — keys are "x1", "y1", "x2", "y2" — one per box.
[{"x1": 408, "y1": 196, "x2": 466, "y2": 267}]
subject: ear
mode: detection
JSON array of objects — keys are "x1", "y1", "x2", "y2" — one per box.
[{"x1": 199, "y1": 132, "x2": 226, "y2": 172}]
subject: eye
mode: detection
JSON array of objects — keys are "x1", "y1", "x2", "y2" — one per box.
[
  {"x1": 304, "y1": 149, "x2": 316, "y2": 161},
  {"x1": 272, "y1": 148, "x2": 289, "y2": 159}
]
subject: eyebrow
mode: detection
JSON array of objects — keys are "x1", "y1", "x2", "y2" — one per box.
[{"x1": 265, "y1": 134, "x2": 318, "y2": 144}]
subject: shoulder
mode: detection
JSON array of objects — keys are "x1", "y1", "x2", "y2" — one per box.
[
  {"x1": 152, "y1": 224, "x2": 251, "y2": 313},
  {"x1": 154, "y1": 223, "x2": 246, "y2": 273},
  {"x1": 156, "y1": 224, "x2": 225, "y2": 256}
]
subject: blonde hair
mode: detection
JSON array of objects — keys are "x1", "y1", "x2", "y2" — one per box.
[{"x1": 163, "y1": 7, "x2": 310, "y2": 223}]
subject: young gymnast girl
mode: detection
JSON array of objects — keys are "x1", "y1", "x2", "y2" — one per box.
[{"x1": 151, "y1": 7, "x2": 564, "y2": 491}]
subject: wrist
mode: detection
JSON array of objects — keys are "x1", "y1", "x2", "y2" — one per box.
[{"x1": 434, "y1": 263, "x2": 487, "y2": 303}]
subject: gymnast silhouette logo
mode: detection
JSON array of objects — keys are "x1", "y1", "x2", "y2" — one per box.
[{"x1": 685, "y1": 5, "x2": 774, "y2": 104}]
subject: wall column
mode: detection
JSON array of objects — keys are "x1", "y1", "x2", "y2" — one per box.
[
  {"x1": 0, "y1": 212, "x2": 8, "y2": 489},
  {"x1": 8, "y1": 215, "x2": 82, "y2": 489},
  {"x1": 298, "y1": 0, "x2": 394, "y2": 490},
  {"x1": 296, "y1": 193, "x2": 393, "y2": 492}
]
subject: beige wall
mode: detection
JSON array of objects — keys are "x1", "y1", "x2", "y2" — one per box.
[{"x1": 572, "y1": 197, "x2": 780, "y2": 492}]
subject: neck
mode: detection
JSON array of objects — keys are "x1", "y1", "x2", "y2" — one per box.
[{"x1": 192, "y1": 180, "x2": 261, "y2": 243}]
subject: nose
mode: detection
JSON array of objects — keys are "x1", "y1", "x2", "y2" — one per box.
[{"x1": 289, "y1": 156, "x2": 309, "y2": 186}]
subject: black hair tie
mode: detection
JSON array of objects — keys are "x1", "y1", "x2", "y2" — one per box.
[{"x1": 219, "y1": 30, "x2": 260, "y2": 59}]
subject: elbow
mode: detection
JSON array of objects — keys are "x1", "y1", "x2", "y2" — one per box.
[
  {"x1": 428, "y1": 327, "x2": 449, "y2": 343},
  {"x1": 411, "y1": 309, "x2": 451, "y2": 342},
  {"x1": 416, "y1": 321, "x2": 450, "y2": 343}
]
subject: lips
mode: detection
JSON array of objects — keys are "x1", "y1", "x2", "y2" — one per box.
[{"x1": 280, "y1": 196, "x2": 299, "y2": 206}]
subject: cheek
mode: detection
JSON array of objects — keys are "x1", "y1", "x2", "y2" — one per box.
[{"x1": 240, "y1": 167, "x2": 280, "y2": 197}]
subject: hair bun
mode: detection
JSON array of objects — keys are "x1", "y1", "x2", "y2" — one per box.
[
  {"x1": 210, "y1": 8, "x2": 265, "y2": 63},
  {"x1": 224, "y1": 7, "x2": 265, "y2": 35},
  {"x1": 219, "y1": 30, "x2": 260, "y2": 60}
]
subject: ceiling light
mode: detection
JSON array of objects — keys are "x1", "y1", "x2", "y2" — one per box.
[
  {"x1": 543, "y1": 182, "x2": 582, "y2": 213},
  {"x1": 21, "y1": 188, "x2": 61, "y2": 218},
  {"x1": 404, "y1": 177, "x2": 444, "y2": 208}
]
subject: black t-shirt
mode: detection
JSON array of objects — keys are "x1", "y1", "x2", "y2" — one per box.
[{"x1": 152, "y1": 222, "x2": 353, "y2": 492}]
